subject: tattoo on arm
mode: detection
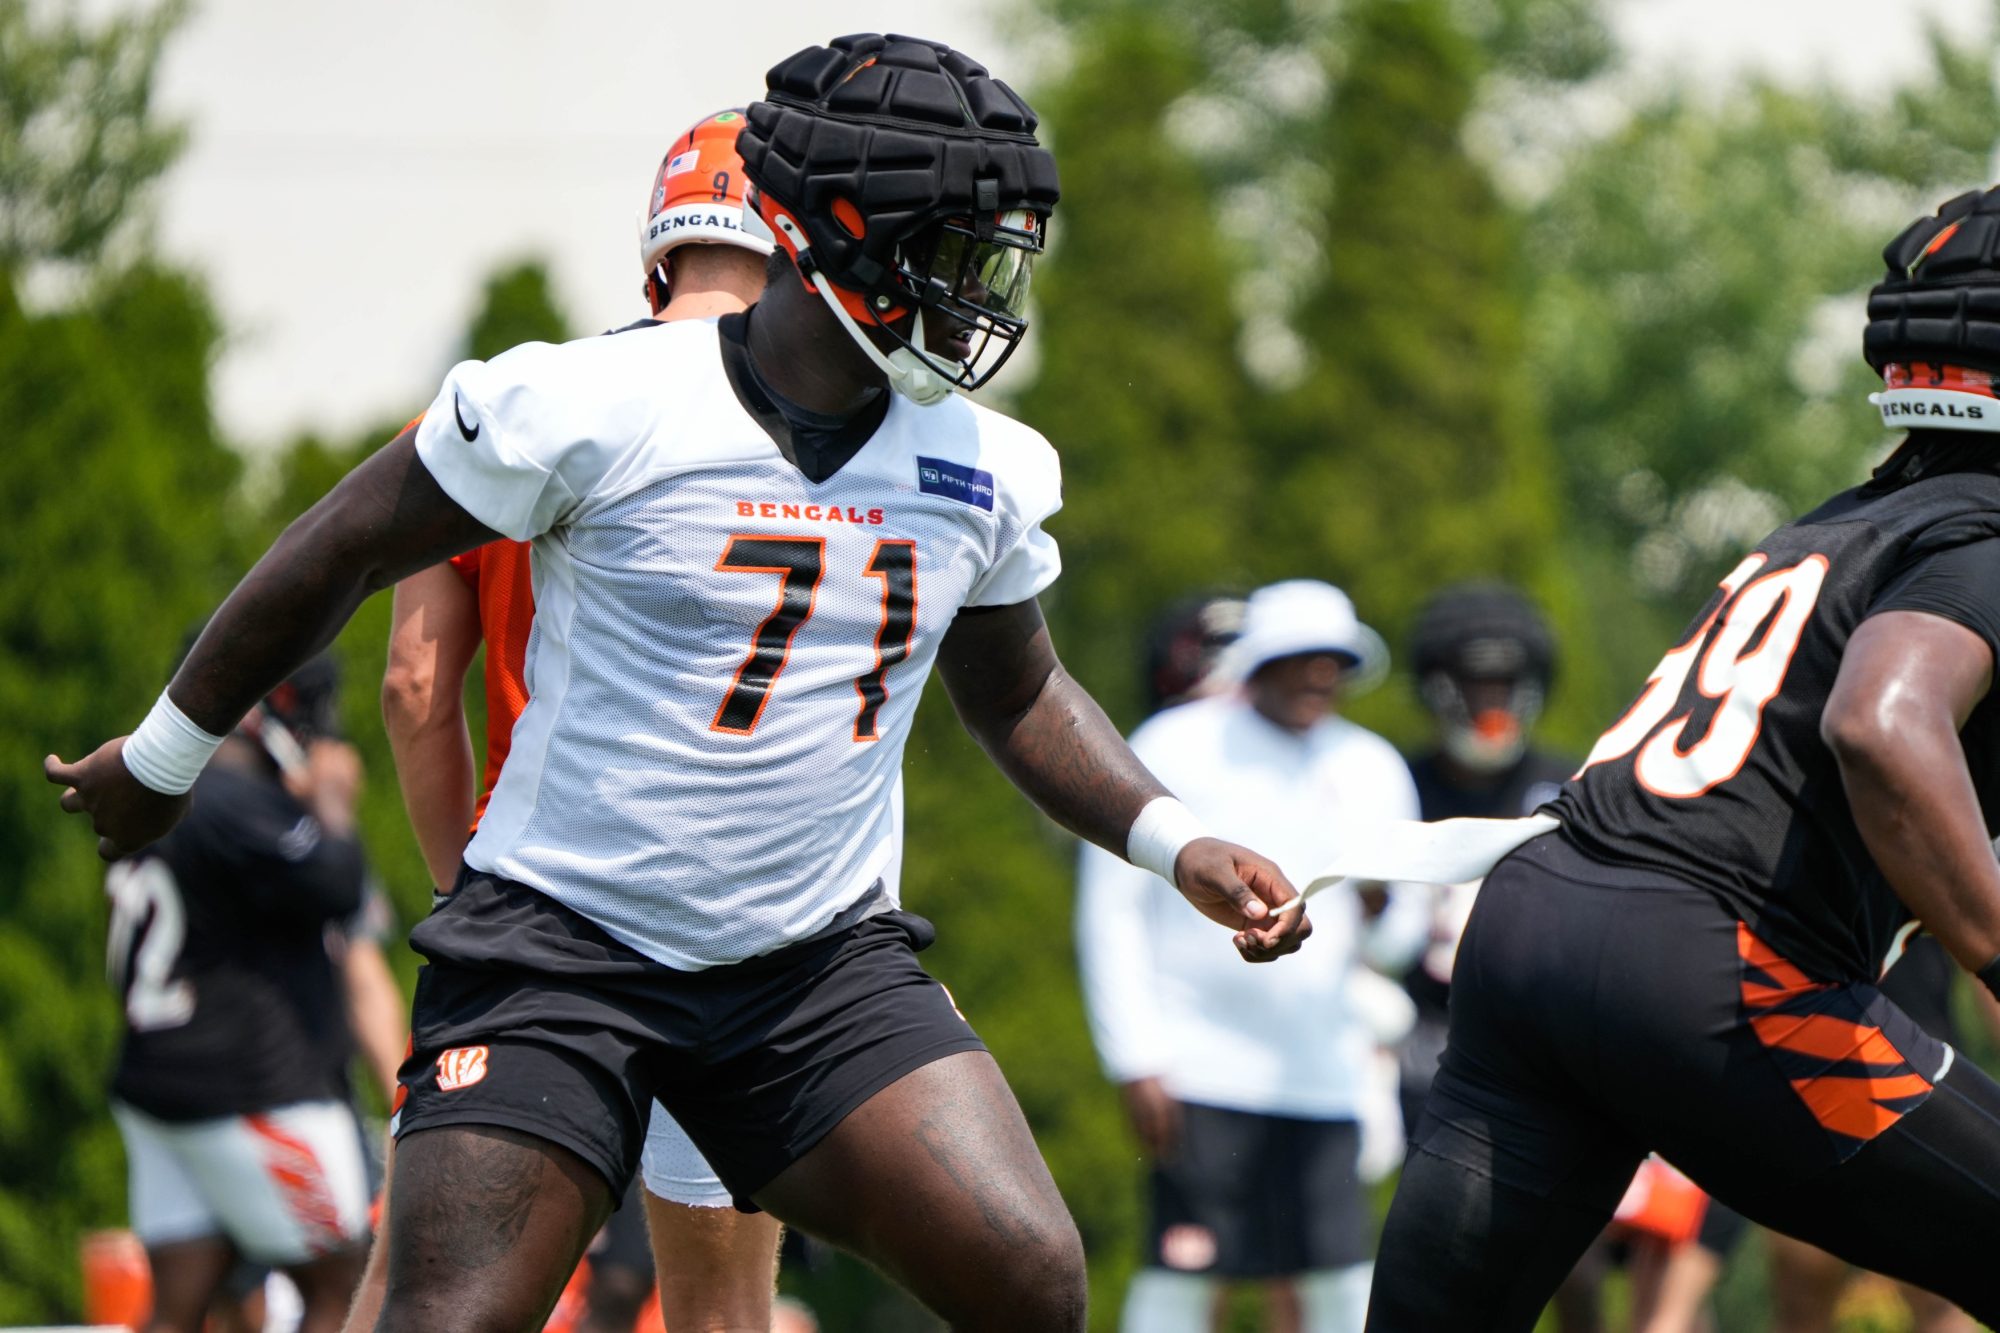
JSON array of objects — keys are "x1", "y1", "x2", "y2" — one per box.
[
  {"x1": 173, "y1": 428, "x2": 498, "y2": 736},
  {"x1": 938, "y1": 600, "x2": 1168, "y2": 853}
]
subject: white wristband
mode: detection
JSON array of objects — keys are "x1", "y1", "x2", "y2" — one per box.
[
  {"x1": 1126, "y1": 796, "x2": 1211, "y2": 886},
  {"x1": 121, "y1": 689, "x2": 226, "y2": 795}
]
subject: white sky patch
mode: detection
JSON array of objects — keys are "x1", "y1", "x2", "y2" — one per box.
[
  {"x1": 141, "y1": 1, "x2": 1004, "y2": 450},
  {"x1": 1609, "y1": 0, "x2": 1992, "y2": 97},
  {"x1": 117, "y1": 0, "x2": 1996, "y2": 450},
  {"x1": 1789, "y1": 293, "x2": 1870, "y2": 399}
]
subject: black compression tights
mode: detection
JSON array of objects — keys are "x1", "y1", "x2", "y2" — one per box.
[{"x1": 1365, "y1": 1059, "x2": 2000, "y2": 1332}]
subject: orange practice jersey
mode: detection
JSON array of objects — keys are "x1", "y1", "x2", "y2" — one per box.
[{"x1": 448, "y1": 539, "x2": 536, "y2": 826}]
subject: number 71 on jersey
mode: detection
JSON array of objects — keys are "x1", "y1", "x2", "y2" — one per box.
[{"x1": 710, "y1": 534, "x2": 919, "y2": 742}]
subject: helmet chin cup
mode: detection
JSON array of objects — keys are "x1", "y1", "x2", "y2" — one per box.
[
  {"x1": 771, "y1": 208, "x2": 958, "y2": 406},
  {"x1": 813, "y1": 286, "x2": 953, "y2": 405},
  {"x1": 886, "y1": 334, "x2": 955, "y2": 405}
]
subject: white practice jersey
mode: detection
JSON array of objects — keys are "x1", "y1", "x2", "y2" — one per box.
[{"x1": 413, "y1": 318, "x2": 1061, "y2": 969}]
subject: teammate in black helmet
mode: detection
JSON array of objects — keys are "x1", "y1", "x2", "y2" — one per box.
[
  {"x1": 51, "y1": 34, "x2": 1309, "y2": 1333},
  {"x1": 1142, "y1": 593, "x2": 1248, "y2": 714},
  {"x1": 1405, "y1": 584, "x2": 1561, "y2": 815},
  {"x1": 1366, "y1": 188, "x2": 2000, "y2": 1330},
  {"x1": 1397, "y1": 584, "x2": 1571, "y2": 1133}
]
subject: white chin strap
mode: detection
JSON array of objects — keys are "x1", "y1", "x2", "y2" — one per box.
[
  {"x1": 767, "y1": 209, "x2": 959, "y2": 406},
  {"x1": 814, "y1": 284, "x2": 956, "y2": 406}
]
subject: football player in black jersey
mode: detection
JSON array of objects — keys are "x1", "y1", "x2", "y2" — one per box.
[
  {"x1": 1366, "y1": 189, "x2": 2000, "y2": 1330},
  {"x1": 1397, "y1": 582, "x2": 1571, "y2": 1135},
  {"x1": 106, "y1": 655, "x2": 371, "y2": 1333}
]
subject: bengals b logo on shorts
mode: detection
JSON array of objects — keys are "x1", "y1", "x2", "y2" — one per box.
[{"x1": 435, "y1": 1045, "x2": 490, "y2": 1092}]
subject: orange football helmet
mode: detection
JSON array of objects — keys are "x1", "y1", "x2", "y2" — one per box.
[{"x1": 638, "y1": 108, "x2": 773, "y2": 309}]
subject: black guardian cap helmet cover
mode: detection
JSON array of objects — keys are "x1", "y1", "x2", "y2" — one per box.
[{"x1": 738, "y1": 33, "x2": 1060, "y2": 403}]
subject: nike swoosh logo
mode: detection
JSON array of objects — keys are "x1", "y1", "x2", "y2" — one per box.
[{"x1": 454, "y1": 393, "x2": 480, "y2": 441}]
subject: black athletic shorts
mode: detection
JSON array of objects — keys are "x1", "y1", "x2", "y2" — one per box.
[
  {"x1": 1367, "y1": 831, "x2": 2000, "y2": 1332},
  {"x1": 1144, "y1": 1104, "x2": 1368, "y2": 1279},
  {"x1": 392, "y1": 869, "x2": 986, "y2": 1209}
]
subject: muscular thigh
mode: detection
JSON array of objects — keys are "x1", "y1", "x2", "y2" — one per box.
[
  {"x1": 1369, "y1": 844, "x2": 1666, "y2": 1332},
  {"x1": 751, "y1": 1051, "x2": 1082, "y2": 1323},
  {"x1": 657, "y1": 908, "x2": 986, "y2": 1206},
  {"x1": 1573, "y1": 898, "x2": 2000, "y2": 1322},
  {"x1": 1667, "y1": 1059, "x2": 2000, "y2": 1325},
  {"x1": 380, "y1": 1124, "x2": 612, "y2": 1333}
]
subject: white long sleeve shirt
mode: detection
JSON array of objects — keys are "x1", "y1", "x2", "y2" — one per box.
[{"x1": 1076, "y1": 694, "x2": 1424, "y2": 1120}]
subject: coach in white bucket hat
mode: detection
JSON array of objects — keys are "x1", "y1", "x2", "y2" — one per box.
[
  {"x1": 1077, "y1": 574, "x2": 1420, "y2": 1330},
  {"x1": 1212, "y1": 578, "x2": 1390, "y2": 693}
]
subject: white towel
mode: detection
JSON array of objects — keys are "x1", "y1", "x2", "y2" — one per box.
[{"x1": 1295, "y1": 814, "x2": 1560, "y2": 904}]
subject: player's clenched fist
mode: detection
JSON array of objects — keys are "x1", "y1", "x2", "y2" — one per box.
[
  {"x1": 45, "y1": 739, "x2": 189, "y2": 861},
  {"x1": 1172, "y1": 837, "x2": 1312, "y2": 962}
]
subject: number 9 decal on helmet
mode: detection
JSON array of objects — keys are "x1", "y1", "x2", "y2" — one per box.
[{"x1": 637, "y1": 109, "x2": 773, "y2": 312}]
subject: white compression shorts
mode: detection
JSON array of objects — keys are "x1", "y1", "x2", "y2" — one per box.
[
  {"x1": 640, "y1": 1101, "x2": 732, "y2": 1208},
  {"x1": 112, "y1": 1099, "x2": 370, "y2": 1266}
]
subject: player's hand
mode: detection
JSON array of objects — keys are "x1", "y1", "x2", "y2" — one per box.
[
  {"x1": 1120, "y1": 1076, "x2": 1183, "y2": 1159},
  {"x1": 45, "y1": 738, "x2": 191, "y2": 861},
  {"x1": 1173, "y1": 837, "x2": 1311, "y2": 962},
  {"x1": 291, "y1": 739, "x2": 363, "y2": 836}
]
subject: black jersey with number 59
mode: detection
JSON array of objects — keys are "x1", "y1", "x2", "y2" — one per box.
[{"x1": 1548, "y1": 468, "x2": 2000, "y2": 984}]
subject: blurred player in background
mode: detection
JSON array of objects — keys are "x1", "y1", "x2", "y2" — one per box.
[
  {"x1": 1366, "y1": 187, "x2": 2000, "y2": 1330},
  {"x1": 333, "y1": 882, "x2": 411, "y2": 1126},
  {"x1": 1140, "y1": 592, "x2": 1247, "y2": 713},
  {"x1": 1396, "y1": 582, "x2": 1568, "y2": 1137},
  {"x1": 49, "y1": 33, "x2": 1311, "y2": 1333},
  {"x1": 1395, "y1": 583, "x2": 1637, "y2": 1333},
  {"x1": 370, "y1": 107, "x2": 782, "y2": 1333},
  {"x1": 104, "y1": 653, "x2": 370, "y2": 1333},
  {"x1": 1079, "y1": 580, "x2": 1420, "y2": 1333}
]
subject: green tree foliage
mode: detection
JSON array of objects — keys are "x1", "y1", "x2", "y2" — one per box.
[
  {"x1": 0, "y1": 261, "x2": 241, "y2": 1320},
  {"x1": 0, "y1": 2, "x2": 222, "y2": 1318},
  {"x1": 1276, "y1": 0, "x2": 1587, "y2": 744},
  {"x1": 1013, "y1": 16, "x2": 1260, "y2": 724},
  {"x1": 1521, "y1": 23, "x2": 2000, "y2": 689},
  {"x1": 0, "y1": 0, "x2": 188, "y2": 269},
  {"x1": 465, "y1": 259, "x2": 573, "y2": 363}
]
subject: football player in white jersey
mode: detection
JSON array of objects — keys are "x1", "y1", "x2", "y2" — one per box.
[
  {"x1": 363, "y1": 110, "x2": 786, "y2": 1333},
  {"x1": 49, "y1": 34, "x2": 1311, "y2": 1333}
]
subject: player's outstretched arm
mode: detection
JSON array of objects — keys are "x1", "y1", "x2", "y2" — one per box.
[
  {"x1": 382, "y1": 562, "x2": 483, "y2": 890},
  {"x1": 46, "y1": 426, "x2": 499, "y2": 859},
  {"x1": 1823, "y1": 610, "x2": 2000, "y2": 977},
  {"x1": 938, "y1": 598, "x2": 1311, "y2": 962}
]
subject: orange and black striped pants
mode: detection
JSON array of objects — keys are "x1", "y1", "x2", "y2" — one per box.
[{"x1": 1367, "y1": 832, "x2": 2000, "y2": 1333}]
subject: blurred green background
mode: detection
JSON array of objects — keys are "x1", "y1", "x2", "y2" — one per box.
[{"x1": 6, "y1": 0, "x2": 2000, "y2": 1327}]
